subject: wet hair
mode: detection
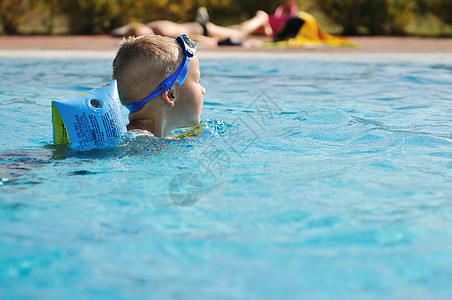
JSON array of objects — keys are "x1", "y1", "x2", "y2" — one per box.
[{"x1": 112, "y1": 35, "x2": 183, "y2": 106}]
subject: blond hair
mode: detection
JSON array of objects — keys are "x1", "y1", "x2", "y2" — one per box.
[{"x1": 112, "y1": 35, "x2": 183, "y2": 106}]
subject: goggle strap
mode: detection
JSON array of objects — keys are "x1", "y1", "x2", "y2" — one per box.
[
  {"x1": 125, "y1": 34, "x2": 196, "y2": 113},
  {"x1": 177, "y1": 58, "x2": 191, "y2": 86}
]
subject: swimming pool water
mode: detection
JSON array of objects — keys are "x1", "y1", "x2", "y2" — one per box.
[{"x1": 1, "y1": 54, "x2": 452, "y2": 299}]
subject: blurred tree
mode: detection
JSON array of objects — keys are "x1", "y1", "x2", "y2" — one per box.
[
  {"x1": 39, "y1": 0, "x2": 59, "y2": 33},
  {"x1": 318, "y1": 0, "x2": 416, "y2": 35},
  {"x1": 230, "y1": 0, "x2": 280, "y2": 16},
  {"x1": 417, "y1": 0, "x2": 452, "y2": 26},
  {"x1": 4, "y1": 0, "x2": 447, "y2": 36},
  {"x1": 56, "y1": 0, "x2": 131, "y2": 34},
  {"x1": 133, "y1": 0, "x2": 194, "y2": 22},
  {"x1": 0, "y1": 0, "x2": 37, "y2": 34}
]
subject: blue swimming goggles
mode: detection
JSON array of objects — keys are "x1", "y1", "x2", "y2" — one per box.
[{"x1": 125, "y1": 34, "x2": 197, "y2": 113}]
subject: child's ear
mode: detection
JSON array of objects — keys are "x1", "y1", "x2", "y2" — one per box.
[{"x1": 162, "y1": 90, "x2": 176, "y2": 107}]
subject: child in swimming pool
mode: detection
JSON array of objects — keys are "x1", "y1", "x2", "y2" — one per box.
[{"x1": 112, "y1": 34, "x2": 206, "y2": 138}]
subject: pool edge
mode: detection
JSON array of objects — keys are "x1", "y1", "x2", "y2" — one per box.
[{"x1": 2, "y1": 49, "x2": 452, "y2": 63}]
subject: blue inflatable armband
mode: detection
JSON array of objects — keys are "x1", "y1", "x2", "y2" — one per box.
[{"x1": 51, "y1": 80, "x2": 127, "y2": 150}]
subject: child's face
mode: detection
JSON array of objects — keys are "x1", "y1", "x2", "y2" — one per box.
[{"x1": 174, "y1": 56, "x2": 205, "y2": 126}]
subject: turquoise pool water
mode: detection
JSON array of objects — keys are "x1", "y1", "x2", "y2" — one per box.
[{"x1": 1, "y1": 53, "x2": 452, "y2": 299}]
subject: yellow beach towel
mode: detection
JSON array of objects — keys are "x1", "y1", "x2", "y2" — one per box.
[{"x1": 269, "y1": 11, "x2": 356, "y2": 48}]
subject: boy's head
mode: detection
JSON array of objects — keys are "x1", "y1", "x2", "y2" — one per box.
[
  {"x1": 112, "y1": 34, "x2": 205, "y2": 138},
  {"x1": 112, "y1": 34, "x2": 183, "y2": 106}
]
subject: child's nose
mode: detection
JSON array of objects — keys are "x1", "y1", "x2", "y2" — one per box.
[{"x1": 201, "y1": 86, "x2": 206, "y2": 95}]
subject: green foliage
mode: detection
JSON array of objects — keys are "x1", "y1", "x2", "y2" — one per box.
[
  {"x1": 0, "y1": 0, "x2": 451, "y2": 36},
  {"x1": 55, "y1": 0, "x2": 130, "y2": 34},
  {"x1": 132, "y1": 0, "x2": 194, "y2": 23},
  {"x1": 417, "y1": 0, "x2": 452, "y2": 26},
  {"x1": 229, "y1": 0, "x2": 281, "y2": 17},
  {"x1": 0, "y1": 0, "x2": 37, "y2": 34},
  {"x1": 318, "y1": 0, "x2": 417, "y2": 35}
]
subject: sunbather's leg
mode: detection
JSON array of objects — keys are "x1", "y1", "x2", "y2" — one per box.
[
  {"x1": 206, "y1": 10, "x2": 270, "y2": 40},
  {"x1": 111, "y1": 23, "x2": 154, "y2": 37},
  {"x1": 111, "y1": 10, "x2": 270, "y2": 44},
  {"x1": 146, "y1": 21, "x2": 218, "y2": 45}
]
